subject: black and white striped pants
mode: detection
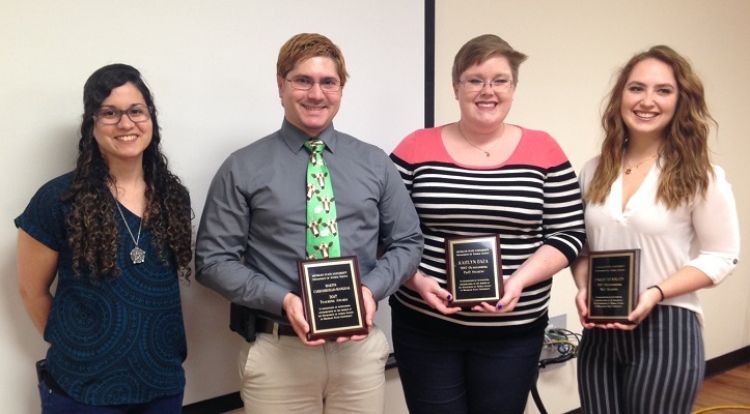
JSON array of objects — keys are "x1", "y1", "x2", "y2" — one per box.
[{"x1": 577, "y1": 305, "x2": 705, "y2": 414}]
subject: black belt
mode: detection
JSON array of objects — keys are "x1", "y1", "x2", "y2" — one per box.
[
  {"x1": 256, "y1": 318, "x2": 297, "y2": 336},
  {"x1": 36, "y1": 360, "x2": 67, "y2": 396}
]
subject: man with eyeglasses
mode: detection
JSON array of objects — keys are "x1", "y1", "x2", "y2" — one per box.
[{"x1": 195, "y1": 33, "x2": 422, "y2": 414}]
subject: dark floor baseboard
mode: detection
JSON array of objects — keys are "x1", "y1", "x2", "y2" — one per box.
[
  {"x1": 183, "y1": 392, "x2": 242, "y2": 414},
  {"x1": 705, "y1": 344, "x2": 750, "y2": 377},
  {"x1": 183, "y1": 346, "x2": 750, "y2": 413}
]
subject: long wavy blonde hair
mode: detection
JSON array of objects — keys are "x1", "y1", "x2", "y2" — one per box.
[{"x1": 586, "y1": 45, "x2": 715, "y2": 209}]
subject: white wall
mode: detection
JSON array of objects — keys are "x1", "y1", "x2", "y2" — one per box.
[
  {"x1": 435, "y1": 1, "x2": 750, "y2": 413},
  {"x1": 4, "y1": 1, "x2": 748, "y2": 413},
  {"x1": 0, "y1": 1, "x2": 424, "y2": 411}
]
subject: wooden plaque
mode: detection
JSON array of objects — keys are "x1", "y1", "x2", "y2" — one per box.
[
  {"x1": 445, "y1": 235, "x2": 503, "y2": 307},
  {"x1": 298, "y1": 256, "x2": 367, "y2": 340},
  {"x1": 587, "y1": 249, "x2": 640, "y2": 323}
]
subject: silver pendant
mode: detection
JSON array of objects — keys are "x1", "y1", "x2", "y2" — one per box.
[{"x1": 130, "y1": 247, "x2": 146, "y2": 264}]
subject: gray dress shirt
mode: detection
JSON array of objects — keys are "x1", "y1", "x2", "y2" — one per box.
[{"x1": 195, "y1": 120, "x2": 423, "y2": 317}]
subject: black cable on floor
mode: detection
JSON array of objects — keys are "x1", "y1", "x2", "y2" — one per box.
[{"x1": 530, "y1": 369, "x2": 549, "y2": 414}]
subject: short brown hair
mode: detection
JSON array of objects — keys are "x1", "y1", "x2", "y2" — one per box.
[
  {"x1": 277, "y1": 33, "x2": 349, "y2": 87},
  {"x1": 452, "y1": 34, "x2": 527, "y2": 86}
]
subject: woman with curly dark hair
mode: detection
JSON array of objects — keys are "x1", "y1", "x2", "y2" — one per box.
[{"x1": 15, "y1": 63, "x2": 192, "y2": 413}]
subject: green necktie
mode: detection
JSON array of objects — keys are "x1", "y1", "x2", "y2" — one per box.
[{"x1": 304, "y1": 139, "x2": 340, "y2": 259}]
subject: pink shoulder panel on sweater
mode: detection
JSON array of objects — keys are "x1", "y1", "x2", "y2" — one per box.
[
  {"x1": 392, "y1": 127, "x2": 451, "y2": 164},
  {"x1": 393, "y1": 126, "x2": 569, "y2": 168},
  {"x1": 509, "y1": 128, "x2": 568, "y2": 168}
]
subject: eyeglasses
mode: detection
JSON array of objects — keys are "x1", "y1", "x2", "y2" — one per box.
[
  {"x1": 285, "y1": 76, "x2": 341, "y2": 92},
  {"x1": 459, "y1": 78, "x2": 513, "y2": 93},
  {"x1": 94, "y1": 104, "x2": 151, "y2": 125}
]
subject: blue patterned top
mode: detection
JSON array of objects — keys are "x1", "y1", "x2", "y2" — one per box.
[{"x1": 15, "y1": 172, "x2": 186, "y2": 405}]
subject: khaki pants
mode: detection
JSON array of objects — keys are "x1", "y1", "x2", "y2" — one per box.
[{"x1": 238, "y1": 326, "x2": 390, "y2": 414}]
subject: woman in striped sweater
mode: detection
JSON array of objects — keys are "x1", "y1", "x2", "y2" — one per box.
[{"x1": 389, "y1": 34, "x2": 586, "y2": 414}]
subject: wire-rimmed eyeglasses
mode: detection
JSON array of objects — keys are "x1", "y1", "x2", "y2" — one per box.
[
  {"x1": 458, "y1": 78, "x2": 513, "y2": 93},
  {"x1": 285, "y1": 76, "x2": 341, "y2": 93}
]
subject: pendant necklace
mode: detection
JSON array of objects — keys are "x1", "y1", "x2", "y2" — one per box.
[
  {"x1": 457, "y1": 122, "x2": 502, "y2": 157},
  {"x1": 623, "y1": 154, "x2": 658, "y2": 175},
  {"x1": 113, "y1": 196, "x2": 146, "y2": 264}
]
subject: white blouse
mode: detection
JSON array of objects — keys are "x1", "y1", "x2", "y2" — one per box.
[{"x1": 579, "y1": 157, "x2": 740, "y2": 316}]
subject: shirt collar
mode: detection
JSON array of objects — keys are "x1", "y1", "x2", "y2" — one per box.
[{"x1": 279, "y1": 119, "x2": 337, "y2": 154}]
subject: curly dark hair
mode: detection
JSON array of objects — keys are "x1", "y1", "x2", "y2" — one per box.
[{"x1": 62, "y1": 63, "x2": 192, "y2": 279}]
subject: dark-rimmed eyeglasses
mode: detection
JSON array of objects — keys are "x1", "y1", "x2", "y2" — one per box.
[{"x1": 94, "y1": 104, "x2": 152, "y2": 125}]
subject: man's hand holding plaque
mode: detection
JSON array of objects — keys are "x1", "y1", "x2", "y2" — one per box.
[
  {"x1": 445, "y1": 235, "x2": 503, "y2": 308},
  {"x1": 298, "y1": 256, "x2": 368, "y2": 341}
]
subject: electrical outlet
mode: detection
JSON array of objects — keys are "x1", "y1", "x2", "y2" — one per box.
[{"x1": 548, "y1": 314, "x2": 566, "y2": 330}]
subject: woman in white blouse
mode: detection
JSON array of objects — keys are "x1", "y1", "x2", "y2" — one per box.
[{"x1": 572, "y1": 45, "x2": 740, "y2": 414}]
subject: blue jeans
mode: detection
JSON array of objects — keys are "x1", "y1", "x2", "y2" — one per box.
[
  {"x1": 393, "y1": 322, "x2": 544, "y2": 414},
  {"x1": 39, "y1": 381, "x2": 183, "y2": 414}
]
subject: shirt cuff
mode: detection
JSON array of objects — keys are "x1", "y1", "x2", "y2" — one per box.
[{"x1": 686, "y1": 253, "x2": 739, "y2": 284}]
